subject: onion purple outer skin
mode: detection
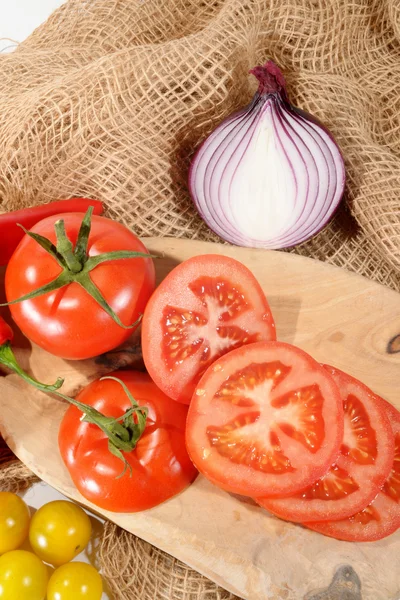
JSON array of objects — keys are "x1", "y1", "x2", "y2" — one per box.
[{"x1": 188, "y1": 60, "x2": 346, "y2": 250}]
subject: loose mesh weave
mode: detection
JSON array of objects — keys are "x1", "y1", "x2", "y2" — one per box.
[{"x1": 0, "y1": 0, "x2": 400, "y2": 597}]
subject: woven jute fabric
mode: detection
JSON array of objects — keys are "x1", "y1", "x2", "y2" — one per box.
[
  {"x1": 99, "y1": 522, "x2": 237, "y2": 600},
  {"x1": 0, "y1": 0, "x2": 399, "y2": 598},
  {"x1": 1, "y1": 0, "x2": 400, "y2": 289}
]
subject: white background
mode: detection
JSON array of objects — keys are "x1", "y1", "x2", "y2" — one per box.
[
  {"x1": 1, "y1": 0, "x2": 65, "y2": 52},
  {"x1": 2, "y1": 2, "x2": 110, "y2": 597}
]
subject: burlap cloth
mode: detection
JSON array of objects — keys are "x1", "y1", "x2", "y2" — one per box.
[{"x1": 0, "y1": 0, "x2": 399, "y2": 598}]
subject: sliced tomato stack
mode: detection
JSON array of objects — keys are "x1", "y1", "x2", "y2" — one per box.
[
  {"x1": 185, "y1": 348, "x2": 400, "y2": 542},
  {"x1": 141, "y1": 251, "x2": 400, "y2": 543},
  {"x1": 258, "y1": 367, "x2": 395, "y2": 523},
  {"x1": 305, "y1": 402, "x2": 400, "y2": 541}
]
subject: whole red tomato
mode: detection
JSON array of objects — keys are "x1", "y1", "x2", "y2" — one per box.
[
  {"x1": 58, "y1": 371, "x2": 198, "y2": 512},
  {"x1": 5, "y1": 212, "x2": 155, "y2": 359}
]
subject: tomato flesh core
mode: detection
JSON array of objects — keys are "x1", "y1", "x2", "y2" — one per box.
[
  {"x1": 338, "y1": 429, "x2": 400, "y2": 528},
  {"x1": 207, "y1": 362, "x2": 326, "y2": 475},
  {"x1": 383, "y1": 431, "x2": 400, "y2": 502},
  {"x1": 163, "y1": 278, "x2": 261, "y2": 373},
  {"x1": 340, "y1": 394, "x2": 377, "y2": 464},
  {"x1": 299, "y1": 465, "x2": 358, "y2": 500}
]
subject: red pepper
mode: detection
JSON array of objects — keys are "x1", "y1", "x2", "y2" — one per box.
[
  {"x1": 0, "y1": 317, "x2": 13, "y2": 346},
  {"x1": 0, "y1": 198, "x2": 103, "y2": 266},
  {"x1": 0, "y1": 316, "x2": 64, "y2": 392}
]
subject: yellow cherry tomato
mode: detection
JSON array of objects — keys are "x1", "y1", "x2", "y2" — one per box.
[
  {"x1": 47, "y1": 562, "x2": 103, "y2": 600},
  {"x1": 0, "y1": 492, "x2": 30, "y2": 554},
  {"x1": 0, "y1": 550, "x2": 48, "y2": 600},
  {"x1": 29, "y1": 501, "x2": 92, "y2": 566}
]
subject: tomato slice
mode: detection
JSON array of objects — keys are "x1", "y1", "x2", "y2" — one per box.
[
  {"x1": 186, "y1": 341, "x2": 343, "y2": 497},
  {"x1": 258, "y1": 367, "x2": 395, "y2": 522},
  {"x1": 142, "y1": 255, "x2": 276, "y2": 404},
  {"x1": 305, "y1": 401, "x2": 400, "y2": 541}
]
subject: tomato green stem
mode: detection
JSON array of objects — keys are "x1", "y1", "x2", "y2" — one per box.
[
  {"x1": 0, "y1": 208, "x2": 155, "y2": 330},
  {"x1": 74, "y1": 206, "x2": 93, "y2": 265},
  {"x1": 54, "y1": 219, "x2": 83, "y2": 273},
  {"x1": 54, "y1": 375, "x2": 148, "y2": 477},
  {"x1": 2, "y1": 272, "x2": 73, "y2": 306},
  {"x1": 74, "y1": 272, "x2": 143, "y2": 329},
  {"x1": 18, "y1": 225, "x2": 66, "y2": 268},
  {"x1": 0, "y1": 341, "x2": 64, "y2": 392},
  {"x1": 83, "y1": 250, "x2": 152, "y2": 271}
]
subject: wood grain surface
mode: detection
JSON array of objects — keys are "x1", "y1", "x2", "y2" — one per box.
[{"x1": 0, "y1": 238, "x2": 399, "y2": 600}]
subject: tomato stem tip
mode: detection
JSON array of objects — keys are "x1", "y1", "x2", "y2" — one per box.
[
  {"x1": 55, "y1": 376, "x2": 148, "y2": 477},
  {"x1": 0, "y1": 341, "x2": 64, "y2": 392}
]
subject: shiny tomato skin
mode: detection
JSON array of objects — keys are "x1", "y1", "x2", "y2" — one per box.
[
  {"x1": 0, "y1": 492, "x2": 30, "y2": 554},
  {"x1": 305, "y1": 401, "x2": 400, "y2": 542},
  {"x1": 186, "y1": 341, "x2": 344, "y2": 498},
  {"x1": 47, "y1": 562, "x2": 103, "y2": 600},
  {"x1": 58, "y1": 371, "x2": 198, "y2": 512},
  {"x1": 29, "y1": 501, "x2": 92, "y2": 566},
  {"x1": 5, "y1": 213, "x2": 155, "y2": 360},
  {"x1": 259, "y1": 366, "x2": 395, "y2": 523},
  {"x1": 142, "y1": 254, "x2": 276, "y2": 404},
  {"x1": 0, "y1": 550, "x2": 48, "y2": 600}
]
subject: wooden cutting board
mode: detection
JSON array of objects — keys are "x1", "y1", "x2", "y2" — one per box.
[{"x1": 1, "y1": 238, "x2": 399, "y2": 600}]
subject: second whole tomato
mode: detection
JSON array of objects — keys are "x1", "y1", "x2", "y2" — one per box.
[
  {"x1": 58, "y1": 371, "x2": 198, "y2": 512},
  {"x1": 5, "y1": 211, "x2": 155, "y2": 359}
]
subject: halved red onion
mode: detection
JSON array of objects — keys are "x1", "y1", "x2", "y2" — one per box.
[{"x1": 189, "y1": 61, "x2": 345, "y2": 249}]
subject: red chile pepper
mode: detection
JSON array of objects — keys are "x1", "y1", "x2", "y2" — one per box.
[
  {"x1": 0, "y1": 316, "x2": 64, "y2": 392},
  {"x1": 0, "y1": 198, "x2": 103, "y2": 266},
  {"x1": 0, "y1": 318, "x2": 13, "y2": 346}
]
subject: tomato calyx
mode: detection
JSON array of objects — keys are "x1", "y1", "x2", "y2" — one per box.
[
  {"x1": 1, "y1": 207, "x2": 153, "y2": 329},
  {"x1": 0, "y1": 341, "x2": 64, "y2": 392},
  {"x1": 56, "y1": 376, "x2": 148, "y2": 477}
]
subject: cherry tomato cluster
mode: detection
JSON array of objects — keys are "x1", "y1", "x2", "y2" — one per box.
[{"x1": 0, "y1": 495, "x2": 102, "y2": 600}]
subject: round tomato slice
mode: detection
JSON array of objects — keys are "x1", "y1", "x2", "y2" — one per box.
[
  {"x1": 258, "y1": 366, "x2": 395, "y2": 522},
  {"x1": 141, "y1": 254, "x2": 276, "y2": 404},
  {"x1": 305, "y1": 402, "x2": 400, "y2": 541},
  {"x1": 186, "y1": 341, "x2": 343, "y2": 497}
]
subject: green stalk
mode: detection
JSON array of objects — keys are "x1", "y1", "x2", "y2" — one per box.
[
  {"x1": 55, "y1": 376, "x2": 148, "y2": 477},
  {"x1": 54, "y1": 220, "x2": 82, "y2": 273},
  {"x1": 0, "y1": 342, "x2": 64, "y2": 392}
]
